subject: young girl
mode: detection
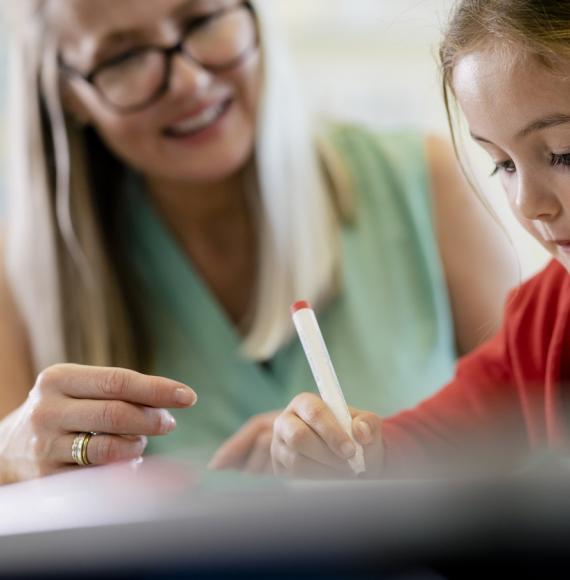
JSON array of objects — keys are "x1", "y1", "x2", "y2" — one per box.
[
  {"x1": 0, "y1": 0, "x2": 514, "y2": 484},
  {"x1": 271, "y1": 0, "x2": 570, "y2": 479}
]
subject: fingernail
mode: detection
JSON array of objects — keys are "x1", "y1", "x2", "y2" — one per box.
[
  {"x1": 341, "y1": 441, "x2": 356, "y2": 459},
  {"x1": 164, "y1": 411, "x2": 177, "y2": 431},
  {"x1": 175, "y1": 387, "x2": 196, "y2": 406},
  {"x1": 357, "y1": 421, "x2": 372, "y2": 443}
]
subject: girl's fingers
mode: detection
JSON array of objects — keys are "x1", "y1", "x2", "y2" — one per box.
[
  {"x1": 286, "y1": 393, "x2": 356, "y2": 461},
  {"x1": 53, "y1": 433, "x2": 148, "y2": 465},
  {"x1": 351, "y1": 411, "x2": 380, "y2": 445},
  {"x1": 351, "y1": 412, "x2": 384, "y2": 477},
  {"x1": 275, "y1": 411, "x2": 354, "y2": 471},
  {"x1": 272, "y1": 438, "x2": 354, "y2": 479},
  {"x1": 60, "y1": 399, "x2": 177, "y2": 436},
  {"x1": 35, "y1": 364, "x2": 197, "y2": 409}
]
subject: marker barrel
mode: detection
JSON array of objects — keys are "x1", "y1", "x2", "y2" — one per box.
[{"x1": 291, "y1": 302, "x2": 365, "y2": 475}]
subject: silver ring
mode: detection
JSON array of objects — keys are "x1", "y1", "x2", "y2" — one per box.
[{"x1": 71, "y1": 432, "x2": 95, "y2": 466}]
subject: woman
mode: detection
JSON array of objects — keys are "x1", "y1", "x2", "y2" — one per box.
[
  {"x1": 0, "y1": 0, "x2": 515, "y2": 483},
  {"x1": 271, "y1": 0, "x2": 570, "y2": 480}
]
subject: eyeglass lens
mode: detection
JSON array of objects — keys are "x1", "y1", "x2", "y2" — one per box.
[{"x1": 94, "y1": 5, "x2": 255, "y2": 110}]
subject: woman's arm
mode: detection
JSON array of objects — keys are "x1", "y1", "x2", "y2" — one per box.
[
  {"x1": 0, "y1": 238, "x2": 199, "y2": 484},
  {"x1": 0, "y1": 236, "x2": 35, "y2": 419},
  {"x1": 426, "y1": 135, "x2": 519, "y2": 355}
]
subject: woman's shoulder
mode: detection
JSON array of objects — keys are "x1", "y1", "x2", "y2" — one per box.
[
  {"x1": 322, "y1": 121, "x2": 425, "y2": 167},
  {"x1": 318, "y1": 121, "x2": 430, "y2": 218}
]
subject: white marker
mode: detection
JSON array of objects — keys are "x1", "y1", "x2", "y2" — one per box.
[{"x1": 291, "y1": 300, "x2": 366, "y2": 475}]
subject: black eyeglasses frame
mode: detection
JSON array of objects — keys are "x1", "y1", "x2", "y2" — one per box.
[{"x1": 59, "y1": 1, "x2": 258, "y2": 114}]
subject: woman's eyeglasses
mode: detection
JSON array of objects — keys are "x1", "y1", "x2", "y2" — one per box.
[{"x1": 60, "y1": 1, "x2": 257, "y2": 113}]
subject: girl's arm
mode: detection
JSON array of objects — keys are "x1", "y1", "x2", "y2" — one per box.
[
  {"x1": 381, "y1": 323, "x2": 525, "y2": 477},
  {"x1": 271, "y1": 312, "x2": 525, "y2": 479}
]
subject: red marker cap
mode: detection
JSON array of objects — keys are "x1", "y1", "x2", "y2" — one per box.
[{"x1": 291, "y1": 300, "x2": 312, "y2": 314}]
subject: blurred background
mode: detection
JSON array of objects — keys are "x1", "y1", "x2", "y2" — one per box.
[
  {"x1": 273, "y1": 0, "x2": 548, "y2": 279},
  {"x1": 0, "y1": 0, "x2": 549, "y2": 277}
]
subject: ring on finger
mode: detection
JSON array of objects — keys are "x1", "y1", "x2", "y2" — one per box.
[{"x1": 71, "y1": 432, "x2": 96, "y2": 466}]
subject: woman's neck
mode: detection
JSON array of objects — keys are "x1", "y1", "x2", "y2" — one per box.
[
  {"x1": 144, "y1": 171, "x2": 251, "y2": 235},
  {"x1": 143, "y1": 171, "x2": 258, "y2": 327}
]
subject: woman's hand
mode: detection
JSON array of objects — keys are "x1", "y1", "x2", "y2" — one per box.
[
  {"x1": 0, "y1": 364, "x2": 197, "y2": 484},
  {"x1": 208, "y1": 411, "x2": 280, "y2": 475},
  {"x1": 271, "y1": 393, "x2": 384, "y2": 479}
]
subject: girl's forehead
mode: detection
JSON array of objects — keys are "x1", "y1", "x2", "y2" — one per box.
[
  {"x1": 454, "y1": 48, "x2": 570, "y2": 99},
  {"x1": 453, "y1": 49, "x2": 570, "y2": 141}
]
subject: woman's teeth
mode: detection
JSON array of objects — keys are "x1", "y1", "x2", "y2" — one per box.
[{"x1": 166, "y1": 102, "x2": 228, "y2": 137}]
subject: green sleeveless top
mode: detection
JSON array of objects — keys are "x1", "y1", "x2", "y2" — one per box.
[{"x1": 122, "y1": 125, "x2": 457, "y2": 456}]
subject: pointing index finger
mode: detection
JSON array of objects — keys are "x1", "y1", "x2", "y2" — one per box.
[{"x1": 59, "y1": 365, "x2": 197, "y2": 408}]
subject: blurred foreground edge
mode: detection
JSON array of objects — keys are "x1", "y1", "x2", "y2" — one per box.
[{"x1": 0, "y1": 456, "x2": 570, "y2": 578}]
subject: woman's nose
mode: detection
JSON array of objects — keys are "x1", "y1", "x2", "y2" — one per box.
[
  {"x1": 168, "y1": 53, "x2": 211, "y2": 97},
  {"x1": 514, "y1": 173, "x2": 561, "y2": 222}
]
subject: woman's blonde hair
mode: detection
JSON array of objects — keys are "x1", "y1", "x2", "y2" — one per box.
[{"x1": 3, "y1": 0, "x2": 340, "y2": 373}]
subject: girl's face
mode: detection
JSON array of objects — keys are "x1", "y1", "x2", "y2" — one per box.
[
  {"x1": 453, "y1": 48, "x2": 570, "y2": 272},
  {"x1": 57, "y1": 0, "x2": 261, "y2": 187}
]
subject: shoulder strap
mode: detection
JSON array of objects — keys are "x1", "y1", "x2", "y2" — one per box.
[{"x1": 316, "y1": 127, "x2": 358, "y2": 224}]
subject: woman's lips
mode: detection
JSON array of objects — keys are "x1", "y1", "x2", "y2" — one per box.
[{"x1": 163, "y1": 98, "x2": 233, "y2": 139}]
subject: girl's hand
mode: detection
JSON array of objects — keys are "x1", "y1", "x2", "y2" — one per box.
[
  {"x1": 0, "y1": 364, "x2": 197, "y2": 484},
  {"x1": 271, "y1": 393, "x2": 384, "y2": 479},
  {"x1": 208, "y1": 410, "x2": 280, "y2": 475}
]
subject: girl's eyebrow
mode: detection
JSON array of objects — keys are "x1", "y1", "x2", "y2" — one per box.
[
  {"x1": 516, "y1": 114, "x2": 570, "y2": 139},
  {"x1": 470, "y1": 114, "x2": 570, "y2": 145}
]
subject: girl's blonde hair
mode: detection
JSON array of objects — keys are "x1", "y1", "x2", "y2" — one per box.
[
  {"x1": 440, "y1": 1, "x2": 570, "y2": 151},
  {"x1": 4, "y1": 0, "x2": 340, "y2": 373}
]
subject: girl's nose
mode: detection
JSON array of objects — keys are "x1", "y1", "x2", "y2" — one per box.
[{"x1": 514, "y1": 173, "x2": 561, "y2": 222}]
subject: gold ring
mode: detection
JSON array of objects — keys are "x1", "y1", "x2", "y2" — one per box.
[{"x1": 71, "y1": 432, "x2": 95, "y2": 466}]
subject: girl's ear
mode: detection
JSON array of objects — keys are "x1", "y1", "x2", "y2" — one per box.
[{"x1": 60, "y1": 79, "x2": 92, "y2": 127}]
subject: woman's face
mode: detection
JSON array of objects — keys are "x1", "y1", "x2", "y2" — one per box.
[
  {"x1": 453, "y1": 48, "x2": 570, "y2": 272},
  {"x1": 58, "y1": 0, "x2": 261, "y2": 186}
]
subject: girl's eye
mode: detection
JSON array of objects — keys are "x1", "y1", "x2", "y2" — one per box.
[
  {"x1": 490, "y1": 159, "x2": 516, "y2": 177},
  {"x1": 550, "y1": 152, "x2": 570, "y2": 169}
]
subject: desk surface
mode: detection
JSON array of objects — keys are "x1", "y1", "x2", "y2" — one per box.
[{"x1": 1, "y1": 456, "x2": 570, "y2": 578}]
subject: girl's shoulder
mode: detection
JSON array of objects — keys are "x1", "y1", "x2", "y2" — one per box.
[
  {"x1": 509, "y1": 260, "x2": 569, "y2": 309},
  {"x1": 505, "y1": 260, "x2": 570, "y2": 347}
]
